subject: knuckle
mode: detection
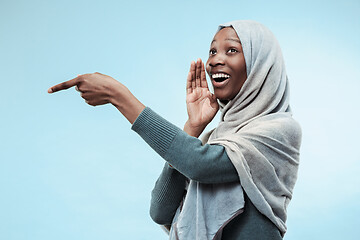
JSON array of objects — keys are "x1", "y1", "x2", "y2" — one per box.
[
  {"x1": 60, "y1": 82, "x2": 68, "y2": 89},
  {"x1": 78, "y1": 75, "x2": 84, "y2": 82}
]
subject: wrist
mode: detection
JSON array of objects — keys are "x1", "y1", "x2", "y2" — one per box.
[
  {"x1": 109, "y1": 83, "x2": 130, "y2": 108},
  {"x1": 111, "y1": 84, "x2": 145, "y2": 124},
  {"x1": 183, "y1": 120, "x2": 206, "y2": 138}
]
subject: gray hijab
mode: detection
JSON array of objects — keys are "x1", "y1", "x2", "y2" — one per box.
[{"x1": 170, "y1": 20, "x2": 302, "y2": 239}]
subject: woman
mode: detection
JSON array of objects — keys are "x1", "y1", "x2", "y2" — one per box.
[{"x1": 48, "y1": 20, "x2": 301, "y2": 239}]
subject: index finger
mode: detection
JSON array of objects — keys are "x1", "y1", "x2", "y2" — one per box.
[
  {"x1": 200, "y1": 61, "x2": 208, "y2": 88},
  {"x1": 48, "y1": 77, "x2": 79, "y2": 93},
  {"x1": 195, "y1": 59, "x2": 201, "y2": 87},
  {"x1": 186, "y1": 61, "x2": 196, "y2": 93}
]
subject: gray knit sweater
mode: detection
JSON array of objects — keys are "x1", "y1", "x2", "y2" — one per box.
[
  {"x1": 131, "y1": 107, "x2": 281, "y2": 239},
  {"x1": 131, "y1": 107, "x2": 238, "y2": 184}
]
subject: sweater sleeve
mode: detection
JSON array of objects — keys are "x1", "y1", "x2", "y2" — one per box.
[
  {"x1": 149, "y1": 163, "x2": 187, "y2": 225},
  {"x1": 131, "y1": 107, "x2": 239, "y2": 184}
]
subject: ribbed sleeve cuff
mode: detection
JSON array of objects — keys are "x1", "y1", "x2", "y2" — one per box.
[{"x1": 131, "y1": 107, "x2": 181, "y2": 157}]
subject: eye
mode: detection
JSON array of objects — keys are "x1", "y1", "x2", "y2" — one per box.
[
  {"x1": 227, "y1": 48, "x2": 238, "y2": 53},
  {"x1": 209, "y1": 49, "x2": 217, "y2": 55}
]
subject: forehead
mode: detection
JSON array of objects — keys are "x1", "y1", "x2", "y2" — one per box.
[{"x1": 211, "y1": 27, "x2": 241, "y2": 45}]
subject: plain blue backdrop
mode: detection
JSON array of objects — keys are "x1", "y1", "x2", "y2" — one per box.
[{"x1": 1, "y1": 0, "x2": 359, "y2": 239}]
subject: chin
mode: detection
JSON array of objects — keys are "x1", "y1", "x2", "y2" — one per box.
[
  {"x1": 214, "y1": 91, "x2": 232, "y2": 102},
  {"x1": 215, "y1": 95, "x2": 230, "y2": 105}
]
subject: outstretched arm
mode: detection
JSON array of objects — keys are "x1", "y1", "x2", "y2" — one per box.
[
  {"x1": 48, "y1": 72, "x2": 145, "y2": 124},
  {"x1": 48, "y1": 67, "x2": 236, "y2": 183}
]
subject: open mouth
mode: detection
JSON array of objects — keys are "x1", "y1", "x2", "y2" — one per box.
[{"x1": 212, "y1": 73, "x2": 230, "y2": 82}]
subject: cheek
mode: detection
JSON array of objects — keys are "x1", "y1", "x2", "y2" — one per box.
[{"x1": 232, "y1": 58, "x2": 246, "y2": 76}]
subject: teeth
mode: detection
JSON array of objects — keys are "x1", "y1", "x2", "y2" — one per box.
[{"x1": 212, "y1": 73, "x2": 230, "y2": 79}]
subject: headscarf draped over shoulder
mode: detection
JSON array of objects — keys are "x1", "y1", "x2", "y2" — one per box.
[
  {"x1": 205, "y1": 20, "x2": 302, "y2": 235},
  {"x1": 170, "y1": 20, "x2": 302, "y2": 239}
]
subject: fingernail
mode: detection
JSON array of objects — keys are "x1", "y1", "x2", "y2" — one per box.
[{"x1": 47, "y1": 88, "x2": 53, "y2": 93}]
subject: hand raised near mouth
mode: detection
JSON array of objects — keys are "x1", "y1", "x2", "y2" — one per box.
[{"x1": 184, "y1": 59, "x2": 219, "y2": 138}]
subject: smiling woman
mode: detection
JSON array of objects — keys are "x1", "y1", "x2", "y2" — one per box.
[
  {"x1": 48, "y1": 20, "x2": 301, "y2": 240},
  {"x1": 206, "y1": 27, "x2": 247, "y2": 102}
]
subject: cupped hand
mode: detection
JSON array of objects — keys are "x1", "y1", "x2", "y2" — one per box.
[{"x1": 184, "y1": 59, "x2": 219, "y2": 137}]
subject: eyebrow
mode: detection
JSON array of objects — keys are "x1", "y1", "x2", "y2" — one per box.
[
  {"x1": 226, "y1": 38, "x2": 241, "y2": 43},
  {"x1": 211, "y1": 38, "x2": 241, "y2": 44}
]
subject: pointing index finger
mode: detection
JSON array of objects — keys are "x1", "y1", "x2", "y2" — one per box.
[{"x1": 48, "y1": 77, "x2": 80, "y2": 93}]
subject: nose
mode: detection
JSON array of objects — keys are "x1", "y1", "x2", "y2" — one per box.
[{"x1": 208, "y1": 53, "x2": 225, "y2": 67}]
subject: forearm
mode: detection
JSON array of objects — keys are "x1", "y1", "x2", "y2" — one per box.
[
  {"x1": 132, "y1": 107, "x2": 239, "y2": 184},
  {"x1": 165, "y1": 130, "x2": 238, "y2": 183},
  {"x1": 150, "y1": 163, "x2": 187, "y2": 225}
]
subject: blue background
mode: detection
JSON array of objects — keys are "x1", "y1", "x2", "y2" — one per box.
[{"x1": 1, "y1": 0, "x2": 359, "y2": 239}]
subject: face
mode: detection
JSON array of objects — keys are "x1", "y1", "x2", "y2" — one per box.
[{"x1": 206, "y1": 27, "x2": 247, "y2": 102}]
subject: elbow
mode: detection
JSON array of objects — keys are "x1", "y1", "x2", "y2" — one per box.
[
  {"x1": 149, "y1": 205, "x2": 173, "y2": 225},
  {"x1": 185, "y1": 166, "x2": 212, "y2": 183}
]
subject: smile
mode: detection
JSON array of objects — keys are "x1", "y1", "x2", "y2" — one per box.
[
  {"x1": 211, "y1": 72, "x2": 231, "y2": 88},
  {"x1": 211, "y1": 73, "x2": 230, "y2": 82}
]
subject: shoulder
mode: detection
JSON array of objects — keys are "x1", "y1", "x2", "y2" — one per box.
[{"x1": 242, "y1": 113, "x2": 302, "y2": 150}]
